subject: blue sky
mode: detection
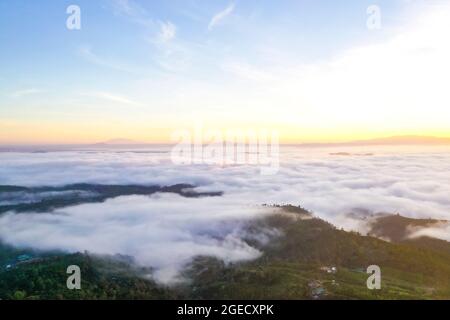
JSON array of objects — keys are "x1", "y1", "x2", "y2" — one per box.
[
  {"x1": 0, "y1": 1, "x2": 394, "y2": 84},
  {"x1": 1, "y1": 0, "x2": 449, "y2": 143}
]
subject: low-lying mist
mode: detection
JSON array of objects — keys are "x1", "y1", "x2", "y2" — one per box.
[
  {"x1": 1, "y1": 145, "x2": 450, "y2": 282},
  {"x1": 0, "y1": 193, "x2": 276, "y2": 283}
]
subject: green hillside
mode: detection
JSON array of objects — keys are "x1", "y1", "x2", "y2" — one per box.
[{"x1": 1, "y1": 206, "x2": 450, "y2": 300}]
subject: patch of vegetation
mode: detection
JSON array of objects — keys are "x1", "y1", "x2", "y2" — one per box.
[
  {"x1": 0, "y1": 183, "x2": 222, "y2": 214},
  {"x1": 0, "y1": 252, "x2": 177, "y2": 300},
  {"x1": 367, "y1": 214, "x2": 448, "y2": 242}
]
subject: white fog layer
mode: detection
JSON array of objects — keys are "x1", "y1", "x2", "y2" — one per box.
[{"x1": 0, "y1": 145, "x2": 450, "y2": 282}]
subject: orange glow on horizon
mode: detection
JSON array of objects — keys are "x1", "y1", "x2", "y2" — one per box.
[{"x1": 1, "y1": 119, "x2": 450, "y2": 145}]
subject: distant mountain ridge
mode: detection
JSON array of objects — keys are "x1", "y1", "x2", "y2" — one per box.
[
  {"x1": 97, "y1": 135, "x2": 450, "y2": 146},
  {"x1": 351, "y1": 135, "x2": 450, "y2": 145},
  {"x1": 0, "y1": 183, "x2": 223, "y2": 214},
  {"x1": 93, "y1": 138, "x2": 145, "y2": 145},
  {"x1": 297, "y1": 135, "x2": 450, "y2": 147},
  {"x1": 1, "y1": 135, "x2": 450, "y2": 151}
]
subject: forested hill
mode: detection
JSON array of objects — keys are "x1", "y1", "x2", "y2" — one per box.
[{"x1": 1, "y1": 206, "x2": 450, "y2": 300}]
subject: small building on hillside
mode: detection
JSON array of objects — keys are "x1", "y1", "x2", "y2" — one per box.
[{"x1": 320, "y1": 266, "x2": 337, "y2": 274}]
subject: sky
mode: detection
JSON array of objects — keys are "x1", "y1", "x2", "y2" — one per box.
[{"x1": 0, "y1": 0, "x2": 449, "y2": 144}]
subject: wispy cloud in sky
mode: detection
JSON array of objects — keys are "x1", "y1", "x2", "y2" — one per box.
[
  {"x1": 150, "y1": 21, "x2": 192, "y2": 73},
  {"x1": 222, "y1": 62, "x2": 276, "y2": 82},
  {"x1": 112, "y1": 0, "x2": 134, "y2": 15},
  {"x1": 111, "y1": 0, "x2": 153, "y2": 27},
  {"x1": 78, "y1": 46, "x2": 138, "y2": 74},
  {"x1": 83, "y1": 91, "x2": 143, "y2": 107},
  {"x1": 208, "y1": 3, "x2": 235, "y2": 30},
  {"x1": 157, "y1": 21, "x2": 177, "y2": 42},
  {"x1": 10, "y1": 88, "x2": 43, "y2": 98}
]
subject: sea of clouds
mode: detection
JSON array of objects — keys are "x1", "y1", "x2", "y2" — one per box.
[
  {"x1": 0, "y1": 193, "x2": 277, "y2": 283},
  {"x1": 0, "y1": 145, "x2": 450, "y2": 282}
]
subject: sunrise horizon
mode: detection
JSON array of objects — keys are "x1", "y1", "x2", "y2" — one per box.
[
  {"x1": 1, "y1": 133, "x2": 450, "y2": 147},
  {"x1": 2, "y1": 1, "x2": 450, "y2": 146}
]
